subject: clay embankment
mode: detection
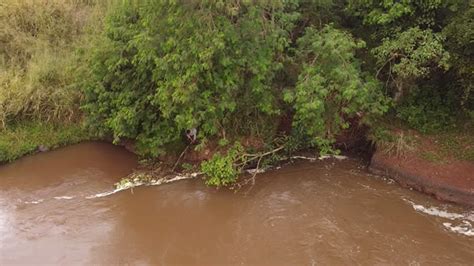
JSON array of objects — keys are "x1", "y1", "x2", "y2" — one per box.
[{"x1": 370, "y1": 148, "x2": 474, "y2": 207}]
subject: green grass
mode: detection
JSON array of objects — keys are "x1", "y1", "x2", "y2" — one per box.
[
  {"x1": 420, "y1": 151, "x2": 444, "y2": 163},
  {"x1": 0, "y1": 121, "x2": 91, "y2": 163},
  {"x1": 415, "y1": 124, "x2": 474, "y2": 163},
  {"x1": 437, "y1": 130, "x2": 474, "y2": 161},
  {"x1": 375, "y1": 117, "x2": 474, "y2": 162}
]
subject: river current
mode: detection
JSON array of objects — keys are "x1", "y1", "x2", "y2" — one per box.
[{"x1": 0, "y1": 142, "x2": 472, "y2": 265}]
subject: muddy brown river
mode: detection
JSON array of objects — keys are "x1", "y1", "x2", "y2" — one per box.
[{"x1": 0, "y1": 142, "x2": 473, "y2": 265}]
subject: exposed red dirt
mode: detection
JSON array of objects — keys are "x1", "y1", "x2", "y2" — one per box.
[{"x1": 370, "y1": 148, "x2": 474, "y2": 207}]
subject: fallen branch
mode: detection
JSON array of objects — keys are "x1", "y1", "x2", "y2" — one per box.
[
  {"x1": 236, "y1": 145, "x2": 285, "y2": 168},
  {"x1": 172, "y1": 144, "x2": 190, "y2": 172}
]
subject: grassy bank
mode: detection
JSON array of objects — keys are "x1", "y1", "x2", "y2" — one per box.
[
  {"x1": 377, "y1": 122, "x2": 474, "y2": 164},
  {"x1": 0, "y1": 0, "x2": 101, "y2": 164},
  {"x1": 0, "y1": 121, "x2": 91, "y2": 163},
  {"x1": 420, "y1": 129, "x2": 474, "y2": 163}
]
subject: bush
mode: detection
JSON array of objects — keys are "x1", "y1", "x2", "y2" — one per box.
[
  {"x1": 396, "y1": 87, "x2": 457, "y2": 133},
  {"x1": 201, "y1": 143, "x2": 244, "y2": 187}
]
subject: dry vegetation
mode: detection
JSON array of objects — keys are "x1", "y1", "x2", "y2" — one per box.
[
  {"x1": 0, "y1": 0, "x2": 108, "y2": 161},
  {"x1": 0, "y1": 0, "x2": 106, "y2": 127}
]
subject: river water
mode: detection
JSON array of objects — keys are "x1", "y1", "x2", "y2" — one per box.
[{"x1": 0, "y1": 142, "x2": 472, "y2": 265}]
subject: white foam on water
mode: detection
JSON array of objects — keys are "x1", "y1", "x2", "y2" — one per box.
[
  {"x1": 85, "y1": 187, "x2": 130, "y2": 199},
  {"x1": 290, "y1": 156, "x2": 317, "y2": 161},
  {"x1": 290, "y1": 155, "x2": 348, "y2": 161},
  {"x1": 24, "y1": 199, "x2": 44, "y2": 205},
  {"x1": 86, "y1": 190, "x2": 118, "y2": 199},
  {"x1": 85, "y1": 172, "x2": 200, "y2": 199},
  {"x1": 404, "y1": 199, "x2": 474, "y2": 237},
  {"x1": 148, "y1": 173, "x2": 197, "y2": 186},
  {"x1": 246, "y1": 168, "x2": 266, "y2": 174},
  {"x1": 411, "y1": 204, "x2": 468, "y2": 221},
  {"x1": 330, "y1": 155, "x2": 348, "y2": 160},
  {"x1": 443, "y1": 222, "x2": 474, "y2": 237},
  {"x1": 53, "y1": 196, "x2": 74, "y2": 200}
]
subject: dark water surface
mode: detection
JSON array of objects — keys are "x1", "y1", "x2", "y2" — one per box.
[{"x1": 0, "y1": 142, "x2": 473, "y2": 265}]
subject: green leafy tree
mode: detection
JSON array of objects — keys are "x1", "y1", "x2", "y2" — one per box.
[
  {"x1": 82, "y1": 1, "x2": 298, "y2": 156},
  {"x1": 284, "y1": 25, "x2": 388, "y2": 154},
  {"x1": 372, "y1": 27, "x2": 450, "y2": 102},
  {"x1": 347, "y1": 0, "x2": 459, "y2": 29},
  {"x1": 443, "y1": 5, "x2": 474, "y2": 113},
  {"x1": 347, "y1": 0, "x2": 472, "y2": 130}
]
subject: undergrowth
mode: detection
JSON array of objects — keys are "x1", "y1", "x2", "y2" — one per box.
[{"x1": 396, "y1": 86, "x2": 459, "y2": 134}]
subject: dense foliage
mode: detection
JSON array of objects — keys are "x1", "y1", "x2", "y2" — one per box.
[
  {"x1": 82, "y1": 1, "x2": 390, "y2": 157},
  {"x1": 285, "y1": 25, "x2": 388, "y2": 152},
  {"x1": 348, "y1": 0, "x2": 473, "y2": 123},
  {"x1": 1, "y1": 0, "x2": 473, "y2": 185},
  {"x1": 82, "y1": 1, "x2": 297, "y2": 156}
]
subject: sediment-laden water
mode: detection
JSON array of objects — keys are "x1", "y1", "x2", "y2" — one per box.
[{"x1": 0, "y1": 142, "x2": 472, "y2": 265}]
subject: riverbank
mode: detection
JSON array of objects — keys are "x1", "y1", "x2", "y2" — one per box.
[
  {"x1": 370, "y1": 128, "x2": 474, "y2": 207},
  {"x1": 1, "y1": 120, "x2": 473, "y2": 207},
  {"x1": 0, "y1": 121, "x2": 91, "y2": 163}
]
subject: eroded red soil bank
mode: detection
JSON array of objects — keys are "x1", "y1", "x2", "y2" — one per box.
[{"x1": 370, "y1": 150, "x2": 474, "y2": 207}]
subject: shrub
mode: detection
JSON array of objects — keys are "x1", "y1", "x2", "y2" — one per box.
[
  {"x1": 201, "y1": 143, "x2": 244, "y2": 187},
  {"x1": 396, "y1": 87, "x2": 457, "y2": 133}
]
